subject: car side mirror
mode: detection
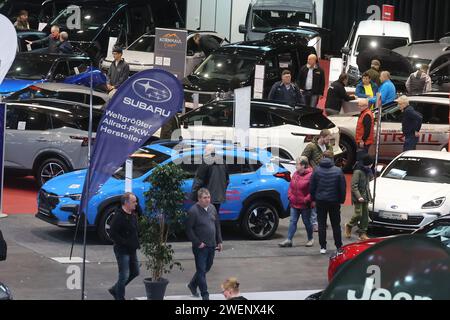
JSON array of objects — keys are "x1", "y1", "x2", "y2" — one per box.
[
  {"x1": 341, "y1": 47, "x2": 350, "y2": 55},
  {"x1": 376, "y1": 164, "x2": 385, "y2": 177},
  {"x1": 239, "y1": 24, "x2": 247, "y2": 34},
  {"x1": 54, "y1": 74, "x2": 66, "y2": 81}
]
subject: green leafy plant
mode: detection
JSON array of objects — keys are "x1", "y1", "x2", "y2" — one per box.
[{"x1": 139, "y1": 163, "x2": 187, "y2": 281}]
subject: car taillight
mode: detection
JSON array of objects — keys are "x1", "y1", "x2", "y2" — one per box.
[
  {"x1": 70, "y1": 136, "x2": 95, "y2": 147},
  {"x1": 274, "y1": 171, "x2": 291, "y2": 182}
]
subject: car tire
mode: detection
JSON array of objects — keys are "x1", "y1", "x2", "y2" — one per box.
[
  {"x1": 35, "y1": 158, "x2": 69, "y2": 187},
  {"x1": 97, "y1": 204, "x2": 120, "y2": 245},
  {"x1": 241, "y1": 201, "x2": 279, "y2": 240},
  {"x1": 335, "y1": 138, "x2": 355, "y2": 172}
]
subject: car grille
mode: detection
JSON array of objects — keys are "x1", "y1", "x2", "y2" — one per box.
[
  {"x1": 184, "y1": 91, "x2": 217, "y2": 104},
  {"x1": 38, "y1": 190, "x2": 60, "y2": 211},
  {"x1": 370, "y1": 211, "x2": 424, "y2": 226}
]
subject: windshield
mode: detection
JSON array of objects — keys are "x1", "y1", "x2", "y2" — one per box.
[
  {"x1": 194, "y1": 53, "x2": 257, "y2": 82},
  {"x1": 128, "y1": 36, "x2": 155, "y2": 52},
  {"x1": 112, "y1": 149, "x2": 171, "y2": 180},
  {"x1": 356, "y1": 36, "x2": 409, "y2": 55},
  {"x1": 6, "y1": 58, "x2": 53, "y2": 80},
  {"x1": 252, "y1": 9, "x2": 312, "y2": 32},
  {"x1": 51, "y1": 5, "x2": 114, "y2": 31},
  {"x1": 382, "y1": 157, "x2": 450, "y2": 184}
]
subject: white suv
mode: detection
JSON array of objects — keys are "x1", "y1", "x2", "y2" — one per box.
[{"x1": 178, "y1": 99, "x2": 342, "y2": 161}]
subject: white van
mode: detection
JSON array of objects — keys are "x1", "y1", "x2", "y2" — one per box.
[{"x1": 341, "y1": 20, "x2": 412, "y2": 84}]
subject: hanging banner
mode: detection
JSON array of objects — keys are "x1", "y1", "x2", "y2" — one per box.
[
  {"x1": 0, "y1": 14, "x2": 17, "y2": 85},
  {"x1": 79, "y1": 69, "x2": 184, "y2": 213}
]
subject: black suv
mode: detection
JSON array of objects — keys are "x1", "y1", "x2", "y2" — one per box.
[
  {"x1": 42, "y1": 0, "x2": 185, "y2": 63},
  {"x1": 183, "y1": 28, "x2": 317, "y2": 107}
]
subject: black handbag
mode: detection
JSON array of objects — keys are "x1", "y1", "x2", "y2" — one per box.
[{"x1": 0, "y1": 230, "x2": 7, "y2": 261}]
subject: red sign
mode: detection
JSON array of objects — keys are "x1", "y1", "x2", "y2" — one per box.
[{"x1": 382, "y1": 5, "x2": 395, "y2": 21}]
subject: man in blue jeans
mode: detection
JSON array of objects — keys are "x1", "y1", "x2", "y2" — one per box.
[
  {"x1": 185, "y1": 188, "x2": 223, "y2": 300},
  {"x1": 109, "y1": 192, "x2": 140, "y2": 300}
]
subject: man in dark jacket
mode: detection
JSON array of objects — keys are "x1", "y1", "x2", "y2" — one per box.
[
  {"x1": 26, "y1": 25, "x2": 60, "y2": 53},
  {"x1": 325, "y1": 73, "x2": 356, "y2": 115},
  {"x1": 109, "y1": 192, "x2": 140, "y2": 300},
  {"x1": 297, "y1": 54, "x2": 326, "y2": 108},
  {"x1": 268, "y1": 70, "x2": 303, "y2": 106},
  {"x1": 107, "y1": 46, "x2": 130, "y2": 94},
  {"x1": 57, "y1": 32, "x2": 73, "y2": 54},
  {"x1": 398, "y1": 95, "x2": 422, "y2": 151},
  {"x1": 193, "y1": 33, "x2": 220, "y2": 57},
  {"x1": 185, "y1": 188, "x2": 223, "y2": 300},
  {"x1": 365, "y1": 59, "x2": 381, "y2": 87},
  {"x1": 310, "y1": 150, "x2": 347, "y2": 254},
  {"x1": 191, "y1": 144, "x2": 229, "y2": 214}
]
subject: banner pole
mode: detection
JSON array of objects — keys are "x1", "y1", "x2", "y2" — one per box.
[
  {"x1": 0, "y1": 102, "x2": 6, "y2": 219},
  {"x1": 372, "y1": 93, "x2": 382, "y2": 214},
  {"x1": 81, "y1": 63, "x2": 94, "y2": 300}
]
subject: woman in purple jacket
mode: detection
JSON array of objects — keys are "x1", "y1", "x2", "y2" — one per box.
[{"x1": 279, "y1": 156, "x2": 314, "y2": 248}]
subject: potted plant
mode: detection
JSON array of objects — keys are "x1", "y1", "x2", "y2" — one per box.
[{"x1": 139, "y1": 163, "x2": 187, "y2": 300}]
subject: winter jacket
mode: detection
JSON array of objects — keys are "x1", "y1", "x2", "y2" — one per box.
[
  {"x1": 402, "y1": 105, "x2": 423, "y2": 137},
  {"x1": 297, "y1": 65, "x2": 326, "y2": 95},
  {"x1": 365, "y1": 68, "x2": 381, "y2": 87},
  {"x1": 355, "y1": 80, "x2": 378, "y2": 99},
  {"x1": 191, "y1": 155, "x2": 230, "y2": 203},
  {"x1": 109, "y1": 207, "x2": 140, "y2": 253},
  {"x1": 185, "y1": 203, "x2": 222, "y2": 248},
  {"x1": 199, "y1": 35, "x2": 220, "y2": 57},
  {"x1": 301, "y1": 139, "x2": 333, "y2": 168},
  {"x1": 31, "y1": 34, "x2": 60, "y2": 54},
  {"x1": 268, "y1": 81, "x2": 303, "y2": 106},
  {"x1": 107, "y1": 59, "x2": 130, "y2": 88},
  {"x1": 288, "y1": 168, "x2": 313, "y2": 209},
  {"x1": 351, "y1": 165, "x2": 373, "y2": 204},
  {"x1": 58, "y1": 41, "x2": 73, "y2": 54},
  {"x1": 310, "y1": 158, "x2": 346, "y2": 204},
  {"x1": 406, "y1": 71, "x2": 432, "y2": 95},
  {"x1": 369, "y1": 80, "x2": 396, "y2": 106}
]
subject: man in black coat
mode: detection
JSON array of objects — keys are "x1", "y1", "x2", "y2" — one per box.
[
  {"x1": 193, "y1": 33, "x2": 220, "y2": 57},
  {"x1": 397, "y1": 95, "x2": 423, "y2": 151},
  {"x1": 109, "y1": 192, "x2": 140, "y2": 300},
  {"x1": 191, "y1": 144, "x2": 229, "y2": 214},
  {"x1": 107, "y1": 46, "x2": 130, "y2": 94},
  {"x1": 325, "y1": 73, "x2": 355, "y2": 115},
  {"x1": 297, "y1": 54, "x2": 326, "y2": 108},
  {"x1": 310, "y1": 150, "x2": 347, "y2": 254},
  {"x1": 26, "y1": 25, "x2": 60, "y2": 54},
  {"x1": 268, "y1": 69, "x2": 303, "y2": 106},
  {"x1": 57, "y1": 32, "x2": 73, "y2": 54}
]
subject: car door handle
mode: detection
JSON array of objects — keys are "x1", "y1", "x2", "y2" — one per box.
[{"x1": 242, "y1": 179, "x2": 253, "y2": 185}]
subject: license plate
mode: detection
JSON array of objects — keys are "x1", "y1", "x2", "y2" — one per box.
[{"x1": 379, "y1": 211, "x2": 408, "y2": 221}]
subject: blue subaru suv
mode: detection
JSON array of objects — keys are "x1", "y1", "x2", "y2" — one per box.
[{"x1": 36, "y1": 140, "x2": 291, "y2": 243}]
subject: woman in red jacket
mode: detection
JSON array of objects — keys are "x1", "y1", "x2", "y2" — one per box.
[{"x1": 279, "y1": 156, "x2": 314, "y2": 248}]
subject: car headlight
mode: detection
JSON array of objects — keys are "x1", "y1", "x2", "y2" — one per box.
[
  {"x1": 421, "y1": 197, "x2": 446, "y2": 209},
  {"x1": 68, "y1": 194, "x2": 82, "y2": 201}
]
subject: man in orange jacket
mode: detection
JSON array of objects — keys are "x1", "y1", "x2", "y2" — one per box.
[{"x1": 355, "y1": 99, "x2": 374, "y2": 161}]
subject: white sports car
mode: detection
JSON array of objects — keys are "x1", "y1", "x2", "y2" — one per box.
[
  {"x1": 329, "y1": 95, "x2": 449, "y2": 170},
  {"x1": 369, "y1": 150, "x2": 450, "y2": 231}
]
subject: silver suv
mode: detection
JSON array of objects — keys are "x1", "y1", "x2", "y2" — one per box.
[{"x1": 4, "y1": 100, "x2": 102, "y2": 186}]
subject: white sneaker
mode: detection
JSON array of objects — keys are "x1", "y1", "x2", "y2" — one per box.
[
  {"x1": 320, "y1": 248, "x2": 327, "y2": 254},
  {"x1": 305, "y1": 239, "x2": 314, "y2": 247}
]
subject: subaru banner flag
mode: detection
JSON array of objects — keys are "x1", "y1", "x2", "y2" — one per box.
[
  {"x1": 0, "y1": 14, "x2": 17, "y2": 85},
  {"x1": 79, "y1": 69, "x2": 183, "y2": 214}
]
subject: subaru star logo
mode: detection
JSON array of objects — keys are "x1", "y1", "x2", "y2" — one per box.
[
  {"x1": 132, "y1": 78, "x2": 172, "y2": 103},
  {"x1": 391, "y1": 205, "x2": 398, "y2": 210}
]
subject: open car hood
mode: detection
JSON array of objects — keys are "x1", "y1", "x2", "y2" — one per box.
[
  {"x1": 264, "y1": 26, "x2": 326, "y2": 46},
  {"x1": 357, "y1": 48, "x2": 414, "y2": 78}
]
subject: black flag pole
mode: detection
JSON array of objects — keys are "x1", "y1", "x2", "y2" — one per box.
[{"x1": 372, "y1": 92, "x2": 382, "y2": 214}]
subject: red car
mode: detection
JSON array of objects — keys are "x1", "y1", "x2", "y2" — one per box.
[{"x1": 327, "y1": 215, "x2": 450, "y2": 282}]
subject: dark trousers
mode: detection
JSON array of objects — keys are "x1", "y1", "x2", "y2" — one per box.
[
  {"x1": 316, "y1": 201, "x2": 343, "y2": 250},
  {"x1": 213, "y1": 203, "x2": 221, "y2": 214},
  {"x1": 112, "y1": 246, "x2": 140, "y2": 300},
  {"x1": 403, "y1": 135, "x2": 418, "y2": 151},
  {"x1": 303, "y1": 90, "x2": 320, "y2": 108},
  {"x1": 190, "y1": 246, "x2": 215, "y2": 300}
]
